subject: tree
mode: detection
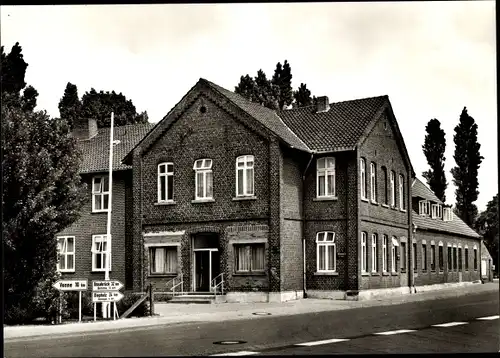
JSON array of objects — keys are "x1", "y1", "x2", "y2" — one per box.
[
  {"x1": 58, "y1": 82, "x2": 82, "y2": 130},
  {"x1": 2, "y1": 101, "x2": 87, "y2": 323},
  {"x1": 475, "y1": 194, "x2": 499, "y2": 273},
  {"x1": 272, "y1": 60, "x2": 293, "y2": 110},
  {"x1": 234, "y1": 74, "x2": 257, "y2": 102},
  {"x1": 451, "y1": 107, "x2": 484, "y2": 226},
  {"x1": 80, "y1": 88, "x2": 149, "y2": 128},
  {"x1": 293, "y1": 83, "x2": 313, "y2": 107},
  {"x1": 21, "y1": 85, "x2": 39, "y2": 112},
  {"x1": 422, "y1": 118, "x2": 447, "y2": 202}
]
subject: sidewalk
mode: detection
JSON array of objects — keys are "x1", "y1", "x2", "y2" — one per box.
[{"x1": 4, "y1": 282, "x2": 498, "y2": 341}]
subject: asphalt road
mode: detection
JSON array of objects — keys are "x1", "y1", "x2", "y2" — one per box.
[{"x1": 4, "y1": 291, "x2": 499, "y2": 357}]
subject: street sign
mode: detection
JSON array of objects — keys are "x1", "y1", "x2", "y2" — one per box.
[
  {"x1": 92, "y1": 291, "x2": 124, "y2": 303},
  {"x1": 92, "y1": 280, "x2": 124, "y2": 291},
  {"x1": 52, "y1": 279, "x2": 88, "y2": 291}
]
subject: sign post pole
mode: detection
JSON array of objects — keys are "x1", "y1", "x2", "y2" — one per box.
[
  {"x1": 79, "y1": 291, "x2": 82, "y2": 323},
  {"x1": 94, "y1": 303, "x2": 96, "y2": 322}
]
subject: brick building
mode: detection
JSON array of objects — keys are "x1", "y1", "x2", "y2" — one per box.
[{"x1": 56, "y1": 78, "x2": 482, "y2": 302}]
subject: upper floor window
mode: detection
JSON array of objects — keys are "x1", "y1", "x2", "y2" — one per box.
[
  {"x1": 382, "y1": 167, "x2": 388, "y2": 205},
  {"x1": 317, "y1": 157, "x2": 336, "y2": 198},
  {"x1": 398, "y1": 174, "x2": 405, "y2": 210},
  {"x1": 443, "y1": 207, "x2": 453, "y2": 221},
  {"x1": 360, "y1": 158, "x2": 367, "y2": 200},
  {"x1": 236, "y1": 155, "x2": 254, "y2": 197},
  {"x1": 419, "y1": 200, "x2": 430, "y2": 216},
  {"x1": 194, "y1": 159, "x2": 213, "y2": 200},
  {"x1": 316, "y1": 232, "x2": 336, "y2": 272},
  {"x1": 57, "y1": 236, "x2": 75, "y2": 272},
  {"x1": 92, "y1": 234, "x2": 111, "y2": 272},
  {"x1": 370, "y1": 162, "x2": 377, "y2": 203},
  {"x1": 92, "y1": 176, "x2": 109, "y2": 212},
  {"x1": 390, "y1": 171, "x2": 396, "y2": 207},
  {"x1": 431, "y1": 204, "x2": 442, "y2": 219},
  {"x1": 158, "y1": 163, "x2": 174, "y2": 202}
]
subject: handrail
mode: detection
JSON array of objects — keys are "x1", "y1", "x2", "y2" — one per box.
[
  {"x1": 211, "y1": 273, "x2": 224, "y2": 297},
  {"x1": 167, "y1": 273, "x2": 184, "y2": 296}
]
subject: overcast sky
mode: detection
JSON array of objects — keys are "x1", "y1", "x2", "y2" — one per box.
[{"x1": 1, "y1": 2, "x2": 496, "y2": 212}]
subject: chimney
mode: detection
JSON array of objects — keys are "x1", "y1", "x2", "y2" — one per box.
[
  {"x1": 316, "y1": 96, "x2": 330, "y2": 113},
  {"x1": 72, "y1": 118, "x2": 98, "y2": 140}
]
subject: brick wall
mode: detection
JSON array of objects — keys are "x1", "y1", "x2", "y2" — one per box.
[
  {"x1": 56, "y1": 170, "x2": 130, "y2": 287},
  {"x1": 413, "y1": 230, "x2": 480, "y2": 286}
]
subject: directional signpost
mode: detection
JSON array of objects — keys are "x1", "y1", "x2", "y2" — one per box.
[
  {"x1": 52, "y1": 279, "x2": 88, "y2": 322},
  {"x1": 92, "y1": 279, "x2": 124, "y2": 321}
]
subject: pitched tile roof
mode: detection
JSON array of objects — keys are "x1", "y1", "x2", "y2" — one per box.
[
  {"x1": 277, "y1": 96, "x2": 388, "y2": 152},
  {"x1": 203, "y1": 79, "x2": 311, "y2": 152},
  {"x1": 481, "y1": 241, "x2": 492, "y2": 259},
  {"x1": 412, "y1": 177, "x2": 443, "y2": 204},
  {"x1": 412, "y1": 178, "x2": 480, "y2": 238},
  {"x1": 78, "y1": 123, "x2": 155, "y2": 174}
]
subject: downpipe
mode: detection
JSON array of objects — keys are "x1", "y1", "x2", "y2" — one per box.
[{"x1": 302, "y1": 152, "x2": 315, "y2": 299}]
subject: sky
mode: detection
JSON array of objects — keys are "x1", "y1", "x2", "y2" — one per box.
[{"x1": 0, "y1": 2, "x2": 496, "y2": 212}]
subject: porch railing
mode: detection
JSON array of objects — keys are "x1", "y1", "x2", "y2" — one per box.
[
  {"x1": 211, "y1": 273, "x2": 224, "y2": 297},
  {"x1": 166, "y1": 273, "x2": 184, "y2": 296}
]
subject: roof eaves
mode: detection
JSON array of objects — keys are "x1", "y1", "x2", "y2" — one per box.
[{"x1": 274, "y1": 112, "x2": 311, "y2": 152}]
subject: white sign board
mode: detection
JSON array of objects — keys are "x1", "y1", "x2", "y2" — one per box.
[
  {"x1": 92, "y1": 291, "x2": 124, "y2": 303},
  {"x1": 53, "y1": 279, "x2": 88, "y2": 291},
  {"x1": 92, "y1": 280, "x2": 124, "y2": 291}
]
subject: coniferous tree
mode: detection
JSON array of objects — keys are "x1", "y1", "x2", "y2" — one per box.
[
  {"x1": 293, "y1": 83, "x2": 313, "y2": 107},
  {"x1": 451, "y1": 107, "x2": 484, "y2": 226},
  {"x1": 58, "y1": 82, "x2": 82, "y2": 129},
  {"x1": 422, "y1": 118, "x2": 447, "y2": 202},
  {"x1": 234, "y1": 74, "x2": 258, "y2": 102},
  {"x1": 475, "y1": 194, "x2": 499, "y2": 274}
]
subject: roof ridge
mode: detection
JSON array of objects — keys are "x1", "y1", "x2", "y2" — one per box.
[{"x1": 279, "y1": 95, "x2": 389, "y2": 113}]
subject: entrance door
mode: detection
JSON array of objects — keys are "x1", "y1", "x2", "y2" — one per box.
[{"x1": 195, "y1": 251, "x2": 210, "y2": 291}]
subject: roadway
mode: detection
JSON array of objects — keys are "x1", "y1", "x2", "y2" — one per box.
[{"x1": 4, "y1": 290, "x2": 498, "y2": 356}]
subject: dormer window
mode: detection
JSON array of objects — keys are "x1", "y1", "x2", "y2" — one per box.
[
  {"x1": 443, "y1": 207, "x2": 454, "y2": 222},
  {"x1": 431, "y1": 204, "x2": 442, "y2": 219},
  {"x1": 419, "y1": 200, "x2": 430, "y2": 216}
]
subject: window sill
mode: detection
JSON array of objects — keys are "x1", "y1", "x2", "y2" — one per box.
[
  {"x1": 233, "y1": 272, "x2": 266, "y2": 276},
  {"x1": 361, "y1": 272, "x2": 370, "y2": 276},
  {"x1": 400, "y1": 209, "x2": 407, "y2": 213},
  {"x1": 382, "y1": 272, "x2": 390, "y2": 276},
  {"x1": 58, "y1": 270, "x2": 75, "y2": 274},
  {"x1": 91, "y1": 210, "x2": 109, "y2": 214},
  {"x1": 391, "y1": 272, "x2": 398, "y2": 276},
  {"x1": 232, "y1": 196, "x2": 257, "y2": 201},
  {"x1": 314, "y1": 271, "x2": 339, "y2": 276},
  {"x1": 361, "y1": 198, "x2": 369, "y2": 203},
  {"x1": 191, "y1": 198, "x2": 215, "y2": 204},
  {"x1": 148, "y1": 273, "x2": 178, "y2": 278},
  {"x1": 370, "y1": 200, "x2": 379, "y2": 206},
  {"x1": 313, "y1": 196, "x2": 338, "y2": 201},
  {"x1": 401, "y1": 269, "x2": 407, "y2": 273},
  {"x1": 391, "y1": 206, "x2": 398, "y2": 211},
  {"x1": 92, "y1": 270, "x2": 113, "y2": 273},
  {"x1": 371, "y1": 272, "x2": 380, "y2": 276},
  {"x1": 439, "y1": 271, "x2": 444, "y2": 274},
  {"x1": 155, "y1": 201, "x2": 176, "y2": 206},
  {"x1": 381, "y1": 204, "x2": 390, "y2": 208}
]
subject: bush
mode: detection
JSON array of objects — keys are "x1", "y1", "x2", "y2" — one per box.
[
  {"x1": 65, "y1": 291, "x2": 94, "y2": 319},
  {"x1": 31, "y1": 271, "x2": 67, "y2": 322},
  {"x1": 116, "y1": 292, "x2": 149, "y2": 318}
]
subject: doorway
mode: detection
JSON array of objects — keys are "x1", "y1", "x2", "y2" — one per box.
[{"x1": 192, "y1": 234, "x2": 220, "y2": 292}]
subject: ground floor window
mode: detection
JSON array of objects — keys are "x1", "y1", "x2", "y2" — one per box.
[
  {"x1": 413, "y1": 242, "x2": 417, "y2": 271},
  {"x1": 473, "y1": 246, "x2": 478, "y2": 270},
  {"x1": 382, "y1": 235, "x2": 388, "y2": 272},
  {"x1": 57, "y1": 236, "x2": 75, "y2": 272},
  {"x1": 458, "y1": 247, "x2": 462, "y2": 270},
  {"x1": 453, "y1": 246, "x2": 457, "y2": 270},
  {"x1": 430, "y1": 244, "x2": 436, "y2": 271},
  {"x1": 438, "y1": 243, "x2": 444, "y2": 271},
  {"x1": 371, "y1": 234, "x2": 378, "y2": 273},
  {"x1": 149, "y1": 246, "x2": 178, "y2": 274},
  {"x1": 447, "y1": 246, "x2": 452, "y2": 270},
  {"x1": 361, "y1": 232, "x2": 368, "y2": 273},
  {"x1": 400, "y1": 242, "x2": 407, "y2": 271},
  {"x1": 391, "y1": 237, "x2": 399, "y2": 272},
  {"x1": 422, "y1": 244, "x2": 427, "y2": 271},
  {"x1": 92, "y1": 234, "x2": 111, "y2": 272},
  {"x1": 235, "y1": 244, "x2": 265, "y2": 273},
  {"x1": 465, "y1": 247, "x2": 469, "y2": 270},
  {"x1": 316, "y1": 232, "x2": 336, "y2": 272}
]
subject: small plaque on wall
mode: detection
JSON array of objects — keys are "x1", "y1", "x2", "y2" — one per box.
[{"x1": 337, "y1": 252, "x2": 346, "y2": 258}]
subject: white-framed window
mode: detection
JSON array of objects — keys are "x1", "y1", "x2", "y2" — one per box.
[
  {"x1": 390, "y1": 170, "x2": 396, "y2": 207},
  {"x1": 431, "y1": 204, "x2": 442, "y2": 219},
  {"x1": 317, "y1": 157, "x2": 336, "y2": 198},
  {"x1": 473, "y1": 245, "x2": 478, "y2": 270},
  {"x1": 316, "y1": 231, "x2": 336, "y2": 272},
  {"x1": 149, "y1": 246, "x2": 178, "y2": 274},
  {"x1": 236, "y1": 155, "x2": 254, "y2": 197},
  {"x1": 234, "y1": 243, "x2": 264, "y2": 273},
  {"x1": 92, "y1": 176, "x2": 109, "y2": 212},
  {"x1": 158, "y1": 162, "x2": 174, "y2": 202},
  {"x1": 430, "y1": 241, "x2": 436, "y2": 271},
  {"x1": 398, "y1": 174, "x2": 405, "y2": 210},
  {"x1": 401, "y1": 241, "x2": 407, "y2": 271},
  {"x1": 438, "y1": 241, "x2": 444, "y2": 271},
  {"x1": 92, "y1": 234, "x2": 111, "y2": 272},
  {"x1": 371, "y1": 233, "x2": 378, "y2": 272},
  {"x1": 391, "y1": 236, "x2": 399, "y2": 272},
  {"x1": 382, "y1": 235, "x2": 388, "y2": 272},
  {"x1": 443, "y1": 207, "x2": 454, "y2": 221},
  {"x1": 193, "y1": 159, "x2": 213, "y2": 199},
  {"x1": 382, "y1": 167, "x2": 388, "y2": 205},
  {"x1": 419, "y1": 200, "x2": 430, "y2": 216},
  {"x1": 360, "y1": 158, "x2": 367, "y2": 200},
  {"x1": 370, "y1": 162, "x2": 377, "y2": 203},
  {"x1": 57, "y1": 236, "x2": 75, "y2": 272},
  {"x1": 361, "y1": 232, "x2": 368, "y2": 273}
]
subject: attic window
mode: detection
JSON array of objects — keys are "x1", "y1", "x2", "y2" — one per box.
[
  {"x1": 443, "y1": 207, "x2": 454, "y2": 222},
  {"x1": 419, "y1": 200, "x2": 430, "y2": 216},
  {"x1": 431, "y1": 204, "x2": 442, "y2": 219}
]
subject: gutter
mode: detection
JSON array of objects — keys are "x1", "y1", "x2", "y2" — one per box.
[{"x1": 301, "y1": 152, "x2": 315, "y2": 298}]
